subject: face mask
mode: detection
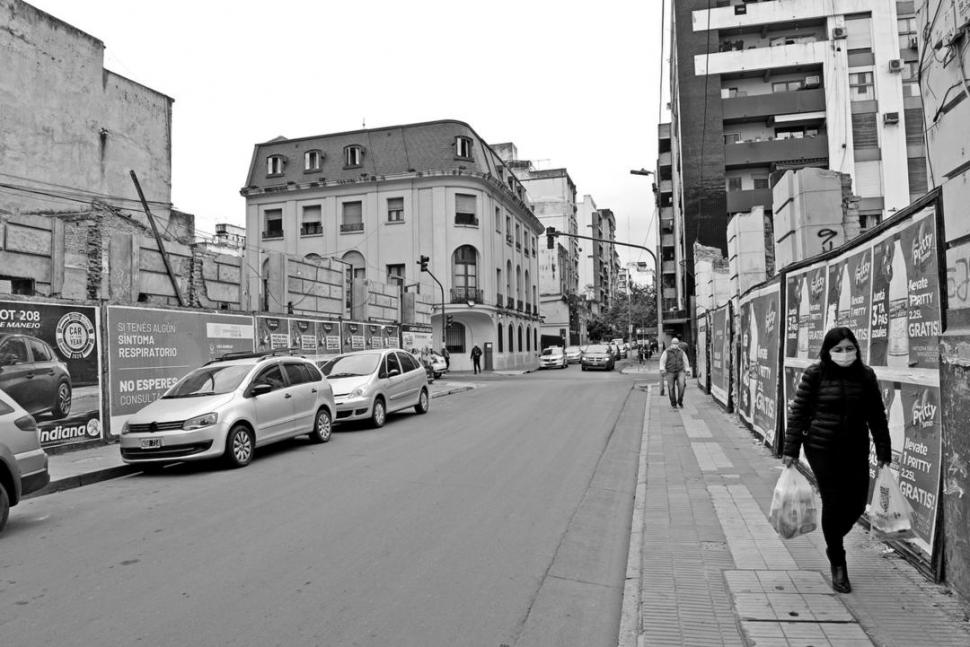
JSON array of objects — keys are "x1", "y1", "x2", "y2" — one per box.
[{"x1": 831, "y1": 350, "x2": 857, "y2": 367}]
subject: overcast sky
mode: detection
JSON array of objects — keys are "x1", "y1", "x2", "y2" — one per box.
[{"x1": 32, "y1": 0, "x2": 668, "y2": 267}]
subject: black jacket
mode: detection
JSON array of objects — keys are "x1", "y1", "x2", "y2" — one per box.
[{"x1": 783, "y1": 362, "x2": 891, "y2": 462}]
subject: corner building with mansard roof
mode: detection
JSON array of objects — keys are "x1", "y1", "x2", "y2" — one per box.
[{"x1": 241, "y1": 119, "x2": 544, "y2": 372}]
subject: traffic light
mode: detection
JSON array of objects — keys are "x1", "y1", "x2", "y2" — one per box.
[
  {"x1": 546, "y1": 226, "x2": 557, "y2": 249},
  {"x1": 446, "y1": 315, "x2": 454, "y2": 326},
  {"x1": 418, "y1": 255, "x2": 429, "y2": 272}
]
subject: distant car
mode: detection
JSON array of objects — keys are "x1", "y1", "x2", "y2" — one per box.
[
  {"x1": 120, "y1": 352, "x2": 336, "y2": 469},
  {"x1": 564, "y1": 346, "x2": 584, "y2": 364},
  {"x1": 0, "y1": 387, "x2": 50, "y2": 532},
  {"x1": 319, "y1": 349, "x2": 430, "y2": 428},
  {"x1": 0, "y1": 333, "x2": 72, "y2": 420},
  {"x1": 539, "y1": 346, "x2": 568, "y2": 369},
  {"x1": 581, "y1": 344, "x2": 615, "y2": 371}
]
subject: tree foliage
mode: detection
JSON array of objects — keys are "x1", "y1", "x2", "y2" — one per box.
[{"x1": 587, "y1": 283, "x2": 658, "y2": 342}]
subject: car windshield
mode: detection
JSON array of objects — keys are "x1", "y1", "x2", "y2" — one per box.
[
  {"x1": 586, "y1": 345, "x2": 609, "y2": 353},
  {"x1": 320, "y1": 353, "x2": 381, "y2": 378},
  {"x1": 542, "y1": 348, "x2": 562, "y2": 356},
  {"x1": 163, "y1": 364, "x2": 252, "y2": 398},
  {"x1": 565, "y1": 346, "x2": 580, "y2": 353}
]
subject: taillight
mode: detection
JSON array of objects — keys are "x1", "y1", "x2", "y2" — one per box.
[{"x1": 14, "y1": 415, "x2": 38, "y2": 431}]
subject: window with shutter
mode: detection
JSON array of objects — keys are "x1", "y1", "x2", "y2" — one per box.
[
  {"x1": 341, "y1": 201, "x2": 363, "y2": 232},
  {"x1": 301, "y1": 205, "x2": 322, "y2": 236},
  {"x1": 387, "y1": 197, "x2": 404, "y2": 222},
  {"x1": 904, "y1": 108, "x2": 924, "y2": 145},
  {"x1": 907, "y1": 157, "x2": 928, "y2": 194},
  {"x1": 851, "y1": 113, "x2": 878, "y2": 149},
  {"x1": 455, "y1": 194, "x2": 477, "y2": 226}
]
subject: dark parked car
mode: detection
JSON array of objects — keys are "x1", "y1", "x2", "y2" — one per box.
[
  {"x1": 581, "y1": 344, "x2": 615, "y2": 371},
  {"x1": 0, "y1": 334, "x2": 72, "y2": 420}
]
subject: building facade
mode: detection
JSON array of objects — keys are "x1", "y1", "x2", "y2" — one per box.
[
  {"x1": 240, "y1": 120, "x2": 544, "y2": 372},
  {"x1": 577, "y1": 196, "x2": 620, "y2": 325},
  {"x1": 494, "y1": 144, "x2": 582, "y2": 346},
  {"x1": 665, "y1": 0, "x2": 927, "y2": 342}
]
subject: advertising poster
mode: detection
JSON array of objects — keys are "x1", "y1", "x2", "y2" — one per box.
[
  {"x1": 695, "y1": 314, "x2": 708, "y2": 392},
  {"x1": 869, "y1": 381, "x2": 942, "y2": 557},
  {"x1": 839, "y1": 247, "x2": 874, "y2": 363},
  {"x1": 316, "y1": 320, "x2": 342, "y2": 355},
  {"x1": 0, "y1": 301, "x2": 103, "y2": 449},
  {"x1": 291, "y1": 318, "x2": 318, "y2": 353},
  {"x1": 751, "y1": 286, "x2": 781, "y2": 446},
  {"x1": 898, "y1": 207, "x2": 942, "y2": 370},
  {"x1": 341, "y1": 321, "x2": 367, "y2": 352},
  {"x1": 738, "y1": 301, "x2": 753, "y2": 423},
  {"x1": 710, "y1": 306, "x2": 730, "y2": 407},
  {"x1": 106, "y1": 307, "x2": 253, "y2": 433},
  {"x1": 382, "y1": 325, "x2": 400, "y2": 349},
  {"x1": 788, "y1": 265, "x2": 828, "y2": 362},
  {"x1": 366, "y1": 324, "x2": 383, "y2": 349},
  {"x1": 401, "y1": 324, "x2": 433, "y2": 356},
  {"x1": 784, "y1": 272, "x2": 800, "y2": 359},
  {"x1": 256, "y1": 316, "x2": 292, "y2": 351}
]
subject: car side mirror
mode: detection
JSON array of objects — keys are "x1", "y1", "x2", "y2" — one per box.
[{"x1": 251, "y1": 383, "x2": 273, "y2": 397}]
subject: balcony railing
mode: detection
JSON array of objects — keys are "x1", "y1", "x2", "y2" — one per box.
[
  {"x1": 724, "y1": 135, "x2": 828, "y2": 167},
  {"x1": 300, "y1": 223, "x2": 322, "y2": 236},
  {"x1": 340, "y1": 222, "x2": 364, "y2": 233},
  {"x1": 450, "y1": 287, "x2": 483, "y2": 304},
  {"x1": 496, "y1": 293, "x2": 504, "y2": 308},
  {"x1": 262, "y1": 230, "x2": 284, "y2": 240},
  {"x1": 507, "y1": 296, "x2": 515, "y2": 309},
  {"x1": 517, "y1": 299, "x2": 523, "y2": 311},
  {"x1": 455, "y1": 213, "x2": 479, "y2": 227}
]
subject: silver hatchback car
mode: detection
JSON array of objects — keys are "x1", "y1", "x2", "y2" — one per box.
[
  {"x1": 120, "y1": 353, "x2": 335, "y2": 469},
  {"x1": 318, "y1": 349, "x2": 429, "y2": 427},
  {"x1": 0, "y1": 387, "x2": 49, "y2": 532}
]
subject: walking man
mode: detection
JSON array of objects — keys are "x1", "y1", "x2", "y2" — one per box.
[
  {"x1": 470, "y1": 344, "x2": 482, "y2": 374},
  {"x1": 658, "y1": 337, "x2": 691, "y2": 409}
]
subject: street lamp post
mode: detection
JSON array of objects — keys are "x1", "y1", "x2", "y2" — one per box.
[{"x1": 630, "y1": 168, "x2": 664, "y2": 351}]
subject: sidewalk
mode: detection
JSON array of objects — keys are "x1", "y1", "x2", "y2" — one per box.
[
  {"x1": 30, "y1": 379, "x2": 475, "y2": 499},
  {"x1": 622, "y1": 385, "x2": 970, "y2": 647}
]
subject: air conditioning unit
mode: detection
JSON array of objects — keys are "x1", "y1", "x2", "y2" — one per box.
[
  {"x1": 888, "y1": 58, "x2": 903, "y2": 72},
  {"x1": 832, "y1": 27, "x2": 847, "y2": 39},
  {"x1": 883, "y1": 111, "x2": 900, "y2": 125},
  {"x1": 804, "y1": 75, "x2": 821, "y2": 88}
]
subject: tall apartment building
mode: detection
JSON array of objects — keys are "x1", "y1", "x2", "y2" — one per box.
[
  {"x1": 576, "y1": 196, "x2": 619, "y2": 327},
  {"x1": 494, "y1": 144, "x2": 582, "y2": 346},
  {"x1": 240, "y1": 120, "x2": 544, "y2": 372},
  {"x1": 664, "y1": 0, "x2": 927, "y2": 327}
]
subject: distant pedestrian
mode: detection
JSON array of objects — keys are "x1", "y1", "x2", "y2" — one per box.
[
  {"x1": 637, "y1": 346, "x2": 645, "y2": 364},
  {"x1": 658, "y1": 337, "x2": 691, "y2": 409},
  {"x1": 441, "y1": 347, "x2": 450, "y2": 370},
  {"x1": 783, "y1": 326, "x2": 891, "y2": 594},
  {"x1": 470, "y1": 344, "x2": 482, "y2": 374}
]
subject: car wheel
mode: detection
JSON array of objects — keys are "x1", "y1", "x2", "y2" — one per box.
[
  {"x1": 309, "y1": 407, "x2": 333, "y2": 443},
  {"x1": 414, "y1": 388, "x2": 430, "y2": 414},
  {"x1": 52, "y1": 380, "x2": 72, "y2": 419},
  {"x1": 224, "y1": 424, "x2": 254, "y2": 468},
  {"x1": 371, "y1": 397, "x2": 387, "y2": 428},
  {"x1": 0, "y1": 481, "x2": 9, "y2": 533}
]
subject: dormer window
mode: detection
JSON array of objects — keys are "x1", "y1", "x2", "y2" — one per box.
[
  {"x1": 304, "y1": 149, "x2": 323, "y2": 172},
  {"x1": 266, "y1": 155, "x2": 285, "y2": 176},
  {"x1": 455, "y1": 135, "x2": 473, "y2": 159},
  {"x1": 344, "y1": 145, "x2": 363, "y2": 168}
]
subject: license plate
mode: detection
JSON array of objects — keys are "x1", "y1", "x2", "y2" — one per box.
[{"x1": 140, "y1": 438, "x2": 162, "y2": 449}]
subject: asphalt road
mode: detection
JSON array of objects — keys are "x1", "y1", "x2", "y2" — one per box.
[{"x1": 0, "y1": 364, "x2": 648, "y2": 647}]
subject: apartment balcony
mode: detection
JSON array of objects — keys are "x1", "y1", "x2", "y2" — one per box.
[
  {"x1": 694, "y1": 1, "x2": 868, "y2": 31},
  {"x1": 661, "y1": 233, "x2": 676, "y2": 248},
  {"x1": 262, "y1": 229, "x2": 284, "y2": 240},
  {"x1": 726, "y1": 188, "x2": 773, "y2": 213},
  {"x1": 724, "y1": 135, "x2": 828, "y2": 168},
  {"x1": 340, "y1": 222, "x2": 364, "y2": 233},
  {"x1": 722, "y1": 88, "x2": 825, "y2": 121},
  {"x1": 662, "y1": 261, "x2": 677, "y2": 274},
  {"x1": 663, "y1": 288, "x2": 678, "y2": 300},
  {"x1": 658, "y1": 151, "x2": 672, "y2": 167},
  {"x1": 659, "y1": 122, "x2": 671, "y2": 139},
  {"x1": 658, "y1": 179, "x2": 673, "y2": 193},
  {"x1": 450, "y1": 287, "x2": 483, "y2": 304},
  {"x1": 696, "y1": 41, "x2": 826, "y2": 76}
]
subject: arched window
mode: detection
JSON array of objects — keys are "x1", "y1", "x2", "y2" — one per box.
[
  {"x1": 516, "y1": 265, "x2": 523, "y2": 302},
  {"x1": 524, "y1": 270, "x2": 530, "y2": 308},
  {"x1": 506, "y1": 260, "x2": 513, "y2": 304},
  {"x1": 526, "y1": 325, "x2": 531, "y2": 351},
  {"x1": 305, "y1": 253, "x2": 324, "y2": 264},
  {"x1": 508, "y1": 324, "x2": 514, "y2": 352},
  {"x1": 446, "y1": 321, "x2": 466, "y2": 353},
  {"x1": 452, "y1": 245, "x2": 478, "y2": 301},
  {"x1": 533, "y1": 328, "x2": 538, "y2": 350},
  {"x1": 497, "y1": 322, "x2": 503, "y2": 353},
  {"x1": 518, "y1": 325, "x2": 523, "y2": 352}
]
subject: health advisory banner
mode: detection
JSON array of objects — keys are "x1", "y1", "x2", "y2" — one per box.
[
  {"x1": 256, "y1": 315, "x2": 342, "y2": 361},
  {"x1": 696, "y1": 313, "x2": 709, "y2": 392},
  {"x1": 106, "y1": 307, "x2": 254, "y2": 434},
  {"x1": 0, "y1": 301, "x2": 103, "y2": 449},
  {"x1": 710, "y1": 305, "x2": 731, "y2": 408},
  {"x1": 739, "y1": 284, "x2": 782, "y2": 446}
]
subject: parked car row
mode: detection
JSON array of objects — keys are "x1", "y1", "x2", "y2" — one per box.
[
  {"x1": 119, "y1": 348, "x2": 431, "y2": 471},
  {"x1": 0, "y1": 387, "x2": 50, "y2": 533}
]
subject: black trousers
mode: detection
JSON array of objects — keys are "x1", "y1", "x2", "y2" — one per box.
[
  {"x1": 472, "y1": 358, "x2": 480, "y2": 373},
  {"x1": 804, "y1": 446, "x2": 870, "y2": 565}
]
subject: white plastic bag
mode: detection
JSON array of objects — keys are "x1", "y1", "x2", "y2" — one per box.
[
  {"x1": 769, "y1": 466, "x2": 819, "y2": 539},
  {"x1": 868, "y1": 467, "x2": 915, "y2": 538}
]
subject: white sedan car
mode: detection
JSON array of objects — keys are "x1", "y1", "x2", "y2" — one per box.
[
  {"x1": 319, "y1": 349, "x2": 430, "y2": 427},
  {"x1": 539, "y1": 346, "x2": 568, "y2": 369}
]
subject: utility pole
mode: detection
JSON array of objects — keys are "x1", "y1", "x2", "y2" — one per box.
[
  {"x1": 418, "y1": 256, "x2": 446, "y2": 349},
  {"x1": 130, "y1": 170, "x2": 185, "y2": 307}
]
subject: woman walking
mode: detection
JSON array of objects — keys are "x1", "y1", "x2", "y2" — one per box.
[{"x1": 783, "y1": 326, "x2": 892, "y2": 593}]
